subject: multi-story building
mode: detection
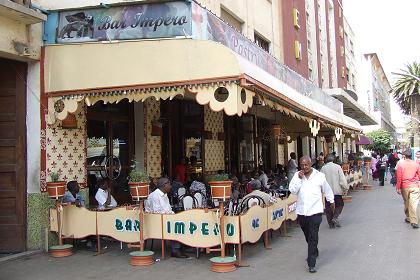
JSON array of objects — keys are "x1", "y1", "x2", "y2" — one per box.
[
  {"x1": 2, "y1": 0, "x2": 368, "y2": 253},
  {"x1": 358, "y1": 53, "x2": 396, "y2": 137},
  {"x1": 279, "y1": 0, "x2": 376, "y2": 157}
]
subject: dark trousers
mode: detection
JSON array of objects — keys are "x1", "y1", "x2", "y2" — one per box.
[
  {"x1": 325, "y1": 195, "x2": 344, "y2": 225},
  {"x1": 378, "y1": 169, "x2": 385, "y2": 186},
  {"x1": 297, "y1": 213, "x2": 322, "y2": 268}
]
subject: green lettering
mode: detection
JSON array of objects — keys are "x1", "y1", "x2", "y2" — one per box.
[
  {"x1": 134, "y1": 220, "x2": 140, "y2": 232},
  {"x1": 226, "y1": 223, "x2": 235, "y2": 237},
  {"x1": 213, "y1": 223, "x2": 220, "y2": 236},
  {"x1": 167, "y1": 221, "x2": 171, "y2": 234},
  {"x1": 125, "y1": 219, "x2": 133, "y2": 231},
  {"x1": 174, "y1": 222, "x2": 185, "y2": 234},
  {"x1": 201, "y1": 223, "x2": 209, "y2": 235},
  {"x1": 189, "y1": 222, "x2": 197, "y2": 234},
  {"x1": 115, "y1": 219, "x2": 123, "y2": 231}
]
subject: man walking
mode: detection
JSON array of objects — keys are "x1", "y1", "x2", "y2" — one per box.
[
  {"x1": 321, "y1": 154, "x2": 348, "y2": 228},
  {"x1": 289, "y1": 156, "x2": 335, "y2": 273},
  {"x1": 396, "y1": 150, "x2": 420, "y2": 229}
]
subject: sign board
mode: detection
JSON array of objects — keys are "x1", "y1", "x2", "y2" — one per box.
[
  {"x1": 50, "y1": 206, "x2": 96, "y2": 239},
  {"x1": 240, "y1": 205, "x2": 268, "y2": 244},
  {"x1": 162, "y1": 209, "x2": 239, "y2": 248},
  {"x1": 286, "y1": 195, "x2": 298, "y2": 221},
  {"x1": 267, "y1": 200, "x2": 286, "y2": 230},
  {"x1": 55, "y1": 1, "x2": 191, "y2": 43}
]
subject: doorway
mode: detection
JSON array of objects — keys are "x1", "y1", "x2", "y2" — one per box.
[
  {"x1": 86, "y1": 100, "x2": 134, "y2": 205},
  {"x1": 0, "y1": 58, "x2": 27, "y2": 252},
  {"x1": 161, "y1": 100, "x2": 203, "y2": 180}
]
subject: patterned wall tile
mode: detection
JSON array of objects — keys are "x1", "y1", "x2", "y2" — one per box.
[
  {"x1": 45, "y1": 103, "x2": 87, "y2": 191},
  {"x1": 145, "y1": 98, "x2": 162, "y2": 178},
  {"x1": 204, "y1": 106, "x2": 225, "y2": 172}
]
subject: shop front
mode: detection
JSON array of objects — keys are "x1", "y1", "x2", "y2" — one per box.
[{"x1": 41, "y1": 1, "x2": 362, "y2": 205}]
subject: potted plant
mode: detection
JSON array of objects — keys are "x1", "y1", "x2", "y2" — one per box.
[
  {"x1": 208, "y1": 173, "x2": 232, "y2": 201},
  {"x1": 128, "y1": 170, "x2": 150, "y2": 201},
  {"x1": 47, "y1": 171, "x2": 66, "y2": 200}
]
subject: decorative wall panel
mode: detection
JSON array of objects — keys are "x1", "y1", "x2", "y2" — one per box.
[
  {"x1": 204, "y1": 106, "x2": 225, "y2": 172},
  {"x1": 44, "y1": 103, "x2": 87, "y2": 191},
  {"x1": 145, "y1": 98, "x2": 162, "y2": 178}
]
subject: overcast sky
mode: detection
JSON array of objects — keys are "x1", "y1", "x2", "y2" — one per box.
[{"x1": 343, "y1": 0, "x2": 420, "y2": 123}]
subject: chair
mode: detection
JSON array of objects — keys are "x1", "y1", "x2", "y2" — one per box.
[
  {"x1": 182, "y1": 195, "x2": 195, "y2": 210},
  {"x1": 193, "y1": 192, "x2": 204, "y2": 208},
  {"x1": 238, "y1": 195, "x2": 265, "y2": 215},
  {"x1": 180, "y1": 194, "x2": 201, "y2": 258}
]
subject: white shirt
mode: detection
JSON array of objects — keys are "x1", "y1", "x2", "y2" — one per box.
[
  {"x1": 144, "y1": 188, "x2": 174, "y2": 214},
  {"x1": 289, "y1": 169, "x2": 335, "y2": 216},
  {"x1": 95, "y1": 188, "x2": 117, "y2": 208},
  {"x1": 259, "y1": 173, "x2": 269, "y2": 189}
]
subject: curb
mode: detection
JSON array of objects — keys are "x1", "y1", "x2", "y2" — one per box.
[{"x1": 0, "y1": 250, "x2": 42, "y2": 264}]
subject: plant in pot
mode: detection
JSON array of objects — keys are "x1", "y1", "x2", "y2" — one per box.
[
  {"x1": 47, "y1": 171, "x2": 66, "y2": 200},
  {"x1": 208, "y1": 173, "x2": 232, "y2": 201},
  {"x1": 128, "y1": 170, "x2": 150, "y2": 201}
]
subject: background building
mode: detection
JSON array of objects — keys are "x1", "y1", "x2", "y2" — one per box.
[{"x1": 357, "y1": 53, "x2": 397, "y2": 139}]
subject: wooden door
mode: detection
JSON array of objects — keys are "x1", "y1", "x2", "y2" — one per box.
[{"x1": 0, "y1": 58, "x2": 27, "y2": 252}]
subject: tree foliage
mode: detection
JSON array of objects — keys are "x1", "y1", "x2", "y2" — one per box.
[
  {"x1": 391, "y1": 62, "x2": 420, "y2": 114},
  {"x1": 365, "y1": 129, "x2": 392, "y2": 153}
]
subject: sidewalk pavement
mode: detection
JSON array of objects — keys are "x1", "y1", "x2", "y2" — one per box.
[{"x1": 1, "y1": 179, "x2": 420, "y2": 280}]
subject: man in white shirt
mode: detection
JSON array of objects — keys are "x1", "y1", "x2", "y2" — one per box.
[
  {"x1": 287, "y1": 152, "x2": 298, "y2": 183},
  {"x1": 289, "y1": 156, "x2": 335, "y2": 273},
  {"x1": 145, "y1": 177, "x2": 190, "y2": 259},
  {"x1": 321, "y1": 154, "x2": 348, "y2": 228},
  {"x1": 95, "y1": 179, "x2": 117, "y2": 209}
]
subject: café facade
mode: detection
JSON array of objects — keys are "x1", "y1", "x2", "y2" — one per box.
[{"x1": 41, "y1": 0, "x2": 362, "y2": 205}]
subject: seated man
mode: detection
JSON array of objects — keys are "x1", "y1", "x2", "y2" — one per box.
[
  {"x1": 243, "y1": 179, "x2": 276, "y2": 206},
  {"x1": 62, "y1": 180, "x2": 85, "y2": 207},
  {"x1": 95, "y1": 179, "x2": 117, "y2": 209},
  {"x1": 145, "y1": 177, "x2": 190, "y2": 258}
]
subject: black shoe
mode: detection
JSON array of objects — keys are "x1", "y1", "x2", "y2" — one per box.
[
  {"x1": 411, "y1": 223, "x2": 419, "y2": 229},
  {"x1": 332, "y1": 218, "x2": 341, "y2": 227},
  {"x1": 309, "y1": 267, "x2": 317, "y2": 273},
  {"x1": 405, "y1": 218, "x2": 410, "y2": 223}
]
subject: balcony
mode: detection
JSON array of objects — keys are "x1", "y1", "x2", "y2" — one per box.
[{"x1": 0, "y1": 0, "x2": 46, "y2": 24}]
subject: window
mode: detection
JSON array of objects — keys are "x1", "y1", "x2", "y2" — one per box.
[
  {"x1": 220, "y1": 7, "x2": 243, "y2": 32},
  {"x1": 293, "y1": 8, "x2": 300, "y2": 29},
  {"x1": 255, "y1": 33, "x2": 270, "y2": 52},
  {"x1": 294, "y1": 40, "x2": 302, "y2": 60}
]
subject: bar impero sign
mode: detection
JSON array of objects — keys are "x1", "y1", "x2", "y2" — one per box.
[{"x1": 55, "y1": 1, "x2": 191, "y2": 43}]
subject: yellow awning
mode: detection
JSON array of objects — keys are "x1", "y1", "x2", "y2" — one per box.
[{"x1": 44, "y1": 39, "x2": 361, "y2": 132}]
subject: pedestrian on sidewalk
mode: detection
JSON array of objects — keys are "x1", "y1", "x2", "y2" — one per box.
[
  {"x1": 321, "y1": 154, "x2": 348, "y2": 228},
  {"x1": 289, "y1": 156, "x2": 335, "y2": 273},
  {"x1": 396, "y1": 150, "x2": 420, "y2": 229},
  {"x1": 376, "y1": 155, "x2": 387, "y2": 186}
]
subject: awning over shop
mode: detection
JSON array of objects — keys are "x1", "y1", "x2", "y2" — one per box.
[
  {"x1": 355, "y1": 135, "x2": 373, "y2": 145},
  {"x1": 324, "y1": 88, "x2": 377, "y2": 126},
  {"x1": 44, "y1": 39, "x2": 361, "y2": 133}
]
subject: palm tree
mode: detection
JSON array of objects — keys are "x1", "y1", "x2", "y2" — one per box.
[{"x1": 391, "y1": 62, "x2": 420, "y2": 148}]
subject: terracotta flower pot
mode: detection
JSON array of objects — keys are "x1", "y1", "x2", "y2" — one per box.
[
  {"x1": 47, "y1": 182, "x2": 66, "y2": 200},
  {"x1": 129, "y1": 182, "x2": 150, "y2": 201},
  {"x1": 209, "y1": 181, "x2": 232, "y2": 200}
]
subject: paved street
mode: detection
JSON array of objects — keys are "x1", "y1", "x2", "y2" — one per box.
[{"x1": 2, "y1": 180, "x2": 420, "y2": 280}]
